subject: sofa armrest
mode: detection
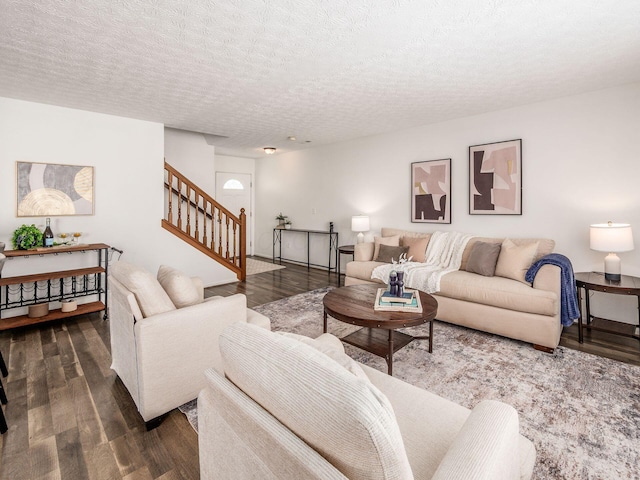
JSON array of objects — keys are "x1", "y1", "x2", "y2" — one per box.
[
  {"x1": 354, "y1": 242, "x2": 375, "y2": 261},
  {"x1": 247, "y1": 309, "x2": 271, "y2": 330},
  {"x1": 532, "y1": 264, "x2": 561, "y2": 295},
  {"x1": 431, "y1": 400, "x2": 522, "y2": 480}
]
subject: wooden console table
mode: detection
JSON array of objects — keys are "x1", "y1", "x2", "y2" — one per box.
[
  {"x1": 575, "y1": 272, "x2": 640, "y2": 344},
  {"x1": 273, "y1": 228, "x2": 338, "y2": 273},
  {"x1": 0, "y1": 243, "x2": 110, "y2": 330}
]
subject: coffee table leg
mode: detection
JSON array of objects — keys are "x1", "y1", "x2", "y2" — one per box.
[
  {"x1": 323, "y1": 310, "x2": 328, "y2": 333},
  {"x1": 387, "y1": 330, "x2": 394, "y2": 376}
]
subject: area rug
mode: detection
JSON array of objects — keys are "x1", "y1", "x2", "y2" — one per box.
[
  {"x1": 180, "y1": 287, "x2": 640, "y2": 480},
  {"x1": 246, "y1": 257, "x2": 285, "y2": 275}
]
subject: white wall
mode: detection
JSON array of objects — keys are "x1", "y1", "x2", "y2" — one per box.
[
  {"x1": 0, "y1": 98, "x2": 236, "y2": 297},
  {"x1": 164, "y1": 127, "x2": 216, "y2": 195},
  {"x1": 255, "y1": 82, "x2": 640, "y2": 322}
]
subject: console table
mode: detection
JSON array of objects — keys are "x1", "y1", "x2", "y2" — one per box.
[
  {"x1": 575, "y1": 272, "x2": 640, "y2": 344},
  {"x1": 273, "y1": 228, "x2": 338, "y2": 273},
  {"x1": 0, "y1": 243, "x2": 110, "y2": 331}
]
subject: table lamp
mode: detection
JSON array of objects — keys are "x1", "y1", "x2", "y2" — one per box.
[
  {"x1": 351, "y1": 215, "x2": 370, "y2": 244},
  {"x1": 590, "y1": 222, "x2": 634, "y2": 281}
]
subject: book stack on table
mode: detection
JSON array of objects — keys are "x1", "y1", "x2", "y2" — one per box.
[{"x1": 374, "y1": 288, "x2": 423, "y2": 313}]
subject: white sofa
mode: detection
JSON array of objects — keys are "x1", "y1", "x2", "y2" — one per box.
[
  {"x1": 109, "y1": 261, "x2": 270, "y2": 427},
  {"x1": 345, "y1": 228, "x2": 563, "y2": 351},
  {"x1": 198, "y1": 322, "x2": 536, "y2": 479}
]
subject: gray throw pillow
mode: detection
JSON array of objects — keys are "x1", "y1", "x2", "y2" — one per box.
[
  {"x1": 376, "y1": 244, "x2": 409, "y2": 263},
  {"x1": 465, "y1": 241, "x2": 502, "y2": 276}
]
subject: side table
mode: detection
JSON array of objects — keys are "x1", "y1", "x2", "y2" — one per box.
[
  {"x1": 338, "y1": 245, "x2": 355, "y2": 286},
  {"x1": 575, "y1": 272, "x2": 640, "y2": 344}
]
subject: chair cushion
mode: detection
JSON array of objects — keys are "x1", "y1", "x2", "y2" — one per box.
[
  {"x1": 220, "y1": 322, "x2": 414, "y2": 480},
  {"x1": 157, "y1": 265, "x2": 202, "y2": 308},
  {"x1": 110, "y1": 261, "x2": 176, "y2": 318}
]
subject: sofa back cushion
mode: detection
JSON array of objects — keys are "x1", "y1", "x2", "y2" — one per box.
[
  {"x1": 401, "y1": 236, "x2": 431, "y2": 262},
  {"x1": 465, "y1": 241, "x2": 502, "y2": 276},
  {"x1": 495, "y1": 239, "x2": 540, "y2": 285},
  {"x1": 373, "y1": 235, "x2": 401, "y2": 260},
  {"x1": 461, "y1": 237, "x2": 554, "y2": 271},
  {"x1": 110, "y1": 261, "x2": 176, "y2": 318},
  {"x1": 220, "y1": 322, "x2": 414, "y2": 480}
]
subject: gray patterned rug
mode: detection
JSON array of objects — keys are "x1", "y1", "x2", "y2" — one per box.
[{"x1": 181, "y1": 287, "x2": 640, "y2": 480}]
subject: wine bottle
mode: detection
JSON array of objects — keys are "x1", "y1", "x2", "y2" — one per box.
[{"x1": 44, "y1": 218, "x2": 54, "y2": 247}]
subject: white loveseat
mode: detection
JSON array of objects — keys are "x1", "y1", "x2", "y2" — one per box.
[
  {"x1": 345, "y1": 228, "x2": 563, "y2": 351},
  {"x1": 109, "y1": 261, "x2": 270, "y2": 427},
  {"x1": 198, "y1": 322, "x2": 536, "y2": 479}
]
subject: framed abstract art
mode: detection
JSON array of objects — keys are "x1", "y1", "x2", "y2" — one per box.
[
  {"x1": 411, "y1": 158, "x2": 451, "y2": 223},
  {"x1": 469, "y1": 139, "x2": 522, "y2": 215},
  {"x1": 16, "y1": 161, "x2": 95, "y2": 217}
]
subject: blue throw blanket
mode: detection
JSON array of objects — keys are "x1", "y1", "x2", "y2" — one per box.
[{"x1": 525, "y1": 253, "x2": 579, "y2": 327}]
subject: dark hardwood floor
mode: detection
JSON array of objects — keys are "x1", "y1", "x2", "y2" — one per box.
[{"x1": 0, "y1": 257, "x2": 637, "y2": 479}]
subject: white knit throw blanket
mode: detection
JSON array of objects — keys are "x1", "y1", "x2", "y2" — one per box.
[{"x1": 371, "y1": 231, "x2": 475, "y2": 293}]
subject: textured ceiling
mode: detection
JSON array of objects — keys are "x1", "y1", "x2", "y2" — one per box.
[{"x1": 1, "y1": 0, "x2": 639, "y2": 157}]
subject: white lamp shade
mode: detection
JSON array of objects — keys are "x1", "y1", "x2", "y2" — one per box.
[
  {"x1": 590, "y1": 223, "x2": 634, "y2": 252},
  {"x1": 351, "y1": 215, "x2": 370, "y2": 232}
]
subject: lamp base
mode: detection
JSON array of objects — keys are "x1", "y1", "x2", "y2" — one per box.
[
  {"x1": 604, "y1": 252, "x2": 621, "y2": 282},
  {"x1": 356, "y1": 232, "x2": 365, "y2": 244}
]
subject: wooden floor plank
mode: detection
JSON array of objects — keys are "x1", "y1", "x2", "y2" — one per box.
[
  {"x1": 28, "y1": 403, "x2": 55, "y2": 447},
  {"x1": 29, "y1": 435, "x2": 60, "y2": 479},
  {"x1": 56, "y1": 427, "x2": 90, "y2": 480}
]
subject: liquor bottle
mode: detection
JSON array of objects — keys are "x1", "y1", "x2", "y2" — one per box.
[{"x1": 44, "y1": 218, "x2": 54, "y2": 247}]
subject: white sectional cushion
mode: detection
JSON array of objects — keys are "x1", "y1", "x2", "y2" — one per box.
[
  {"x1": 110, "y1": 261, "x2": 176, "y2": 318},
  {"x1": 157, "y1": 264, "x2": 202, "y2": 308},
  {"x1": 220, "y1": 322, "x2": 414, "y2": 480}
]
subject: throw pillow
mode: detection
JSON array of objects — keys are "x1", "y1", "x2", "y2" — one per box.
[
  {"x1": 376, "y1": 244, "x2": 410, "y2": 263},
  {"x1": 373, "y1": 235, "x2": 401, "y2": 261},
  {"x1": 277, "y1": 332, "x2": 370, "y2": 381},
  {"x1": 220, "y1": 322, "x2": 413, "y2": 480},
  {"x1": 465, "y1": 241, "x2": 502, "y2": 276},
  {"x1": 401, "y1": 235, "x2": 430, "y2": 262},
  {"x1": 495, "y1": 239, "x2": 539, "y2": 284},
  {"x1": 157, "y1": 265, "x2": 202, "y2": 308},
  {"x1": 110, "y1": 261, "x2": 176, "y2": 318}
]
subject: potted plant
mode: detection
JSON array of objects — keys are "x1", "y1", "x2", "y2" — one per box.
[
  {"x1": 284, "y1": 220, "x2": 292, "y2": 230},
  {"x1": 275, "y1": 212, "x2": 288, "y2": 227},
  {"x1": 12, "y1": 224, "x2": 44, "y2": 250}
]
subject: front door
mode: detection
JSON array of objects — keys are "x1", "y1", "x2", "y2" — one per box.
[{"x1": 215, "y1": 172, "x2": 253, "y2": 255}]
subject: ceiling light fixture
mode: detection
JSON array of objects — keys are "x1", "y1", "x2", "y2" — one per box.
[
  {"x1": 263, "y1": 147, "x2": 276, "y2": 155},
  {"x1": 288, "y1": 136, "x2": 296, "y2": 141}
]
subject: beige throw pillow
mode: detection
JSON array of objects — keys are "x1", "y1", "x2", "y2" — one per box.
[
  {"x1": 373, "y1": 235, "x2": 401, "y2": 261},
  {"x1": 157, "y1": 265, "x2": 202, "y2": 308},
  {"x1": 495, "y1": 239, "x2": 539, "y2": 284},
  {"x1": 110, "y1": 261, "x2": 176, "y2": 318},
  {"x1": 220, "y1": 322, "x2": 413, "y2": 480},
  {"x1": 401, "y1": 236, "x2": 430, "y2": 262},
  {"x1": 465, "y1": 241, "x2": 502, "y2": 277}
]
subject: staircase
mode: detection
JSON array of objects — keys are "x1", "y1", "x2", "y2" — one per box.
[{"x1": 162, "y1": 162, "x2": 246, "y2": 281}]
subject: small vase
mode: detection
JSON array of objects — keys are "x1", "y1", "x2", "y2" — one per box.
[
  {"x1": 389, "y1": 271, "x2": 398, "y2": 296},
  {"x1": 396, "y1": 271, "x2": 404, "y2": 297}
]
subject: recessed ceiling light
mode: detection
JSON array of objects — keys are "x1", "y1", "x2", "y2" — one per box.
[
  {"x1": 263, "y1": 147, "x2": 277, "y2": 154},
  {"x1": 288, "y1": 136, "x2": 296, "y2": 141}
]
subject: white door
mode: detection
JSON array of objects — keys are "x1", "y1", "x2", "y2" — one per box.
[{"x1": 216, "y1": 172, "x2": 253, "y2": 255}]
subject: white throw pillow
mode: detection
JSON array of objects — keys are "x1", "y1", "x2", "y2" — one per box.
[
  {"x1": 495, "y1": 239, "x2": 539, "y2": 285},
  {"x1": 157, "y1": 265, "x2": 202, "y2": 308},
  {"x1": 220, "y1": 322, "x2": 413, "y2": 480},
  {"x1": 110, "y1": 261, "x2": 176, "y2": 318}
]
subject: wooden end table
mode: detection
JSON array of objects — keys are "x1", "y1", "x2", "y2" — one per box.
[
  {"x1": 337, "y1": 245, "x2": 355, "y2": 286},
  {"x1": 575, "y1": 272, "x2": 640, "y2": 344},
  {"x1": 323, "y1": 284, "x2": 438, "y2": 375}
]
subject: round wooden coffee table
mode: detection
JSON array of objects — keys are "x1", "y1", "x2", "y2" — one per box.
[{"x1": 323, "y1": 284, "x2": 438, "y2": 375}]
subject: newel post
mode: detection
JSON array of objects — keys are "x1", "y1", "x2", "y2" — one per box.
[{"x1": 239, "y1": 208, "x2": 247, "y2": 281}]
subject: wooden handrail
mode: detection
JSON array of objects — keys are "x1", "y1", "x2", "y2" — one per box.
[{"x1": 162, "y1": 162, "x2": 246, "y2": 281}]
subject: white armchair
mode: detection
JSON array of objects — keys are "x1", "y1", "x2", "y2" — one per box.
[{"x1": 109, "y1": 261, "x2": 270, "y2": 428}]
